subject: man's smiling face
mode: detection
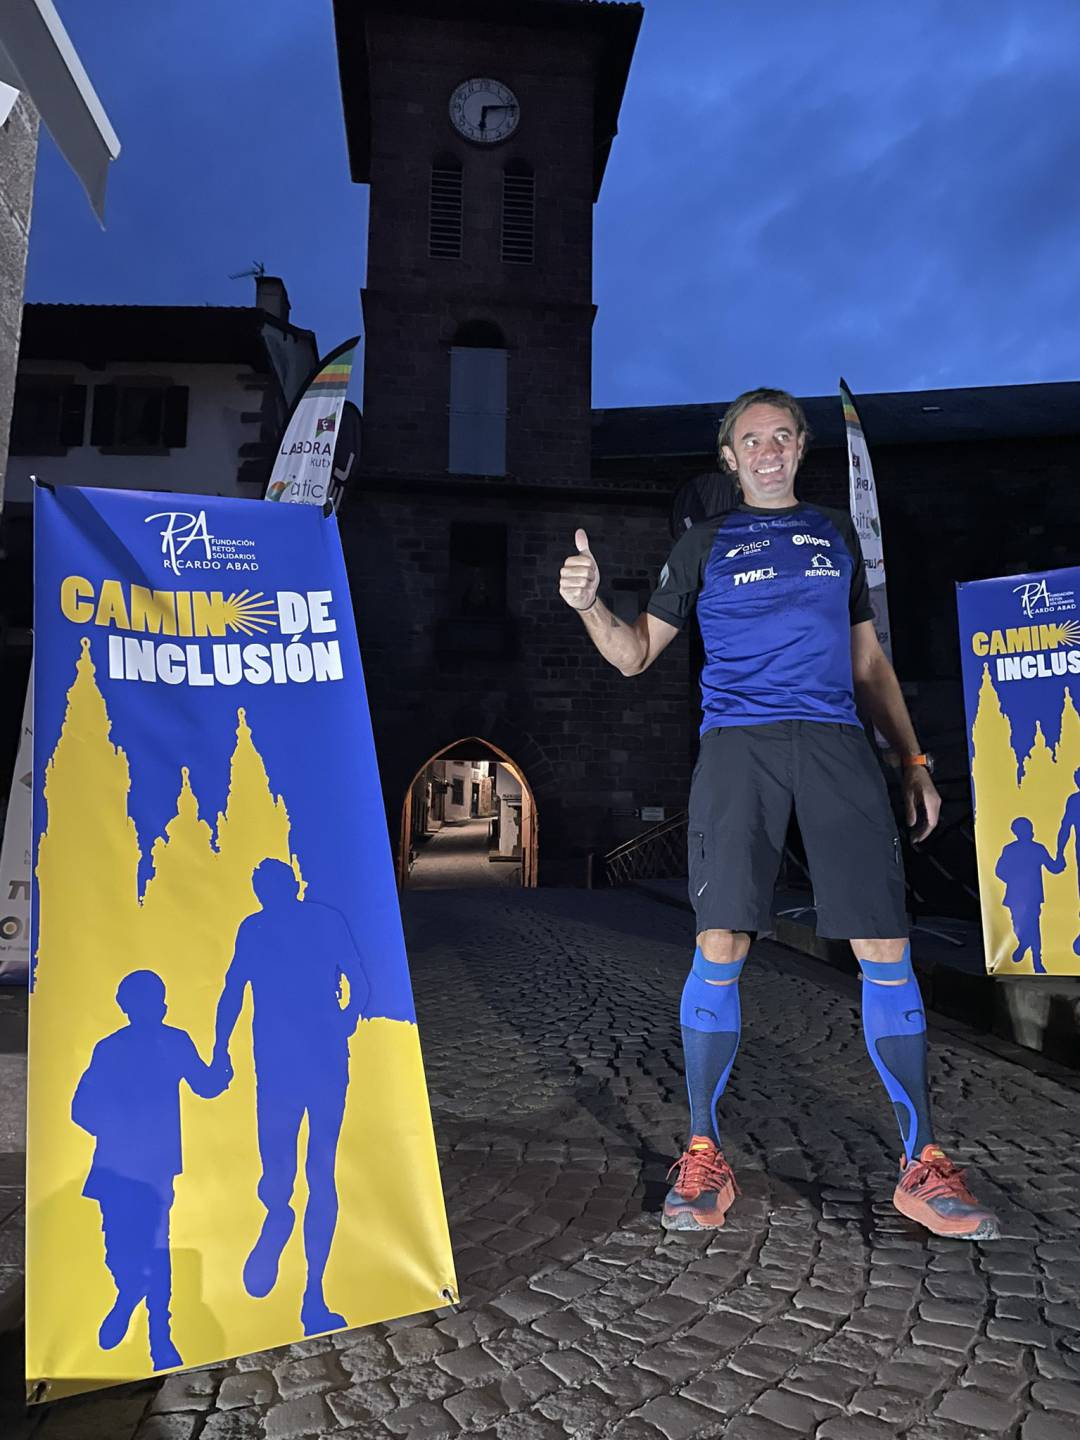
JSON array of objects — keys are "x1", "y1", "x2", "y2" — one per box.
[{"x1": 721, "y1": 401, "x2": 806, "y2": 508}]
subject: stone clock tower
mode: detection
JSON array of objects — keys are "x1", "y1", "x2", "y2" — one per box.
[
  {"x1": 334, "y1": 0, "x2": 640, "y2": 484},
  {"x1": 332, "y1": 3, "x2": 694, "y2": 886}
]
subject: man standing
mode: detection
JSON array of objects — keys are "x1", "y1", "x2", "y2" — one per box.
[
  {"x1": 559, "y1": 388, "x2": 999, "y2": 1241},
  {"x1": 213, "y1": 859, "x2": 370, "y2": 1335}
]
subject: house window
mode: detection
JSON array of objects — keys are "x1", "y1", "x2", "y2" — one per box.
[
  {"x1": 430, "y1": 155, "x2": 463, "y2": 259},
  {"x1": 451, "y1": 777, "x2": 465, "y2": 807},
  {"x1": 9, "y1": 379, "x2": 86, "y2": 454},
  {"x1": 448, "y1": 320, "x2": 507, "y2": 476},
  {"x1": 91, "y1": 383, "x2": 189, "y2": 450},
  {"x1": 501, "y1": 161, "x2": 534, "y2": 263},
  {"x1": 449, "y1": 521, "x2": 507, "y2": 617}
]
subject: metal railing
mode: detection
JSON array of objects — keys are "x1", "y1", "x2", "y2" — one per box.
[{"x1": 603, "y1": 811, "x2": 689, "y2": 886}]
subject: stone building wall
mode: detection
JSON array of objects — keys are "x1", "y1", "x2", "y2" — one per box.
[
  {"x1": 343, "y1": 429, "x2": 1080, "y2": 882},
  {"x1": 343, "y1": 4, "x2": 1080, "y2": 885},
  {"x1": 350, "y1": 8, "x2": 672, "y2": 881},
  {"x1": 340, "y1": 483, "x2": 696, "y2": 885},
  {"x1": 359, "y1": 14, "x2": 596, "y2": 485},
  {"x1": 0, "y1": 93, "x2": 39, "y2": 509}
]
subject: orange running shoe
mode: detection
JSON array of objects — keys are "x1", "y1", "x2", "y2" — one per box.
[
  {"x1": 893, "y1": 1144, "x2": 1000, "y2": 1240},
  {"x1": 662, "y1": 1136, "x2": 739, "y2": 1231}
]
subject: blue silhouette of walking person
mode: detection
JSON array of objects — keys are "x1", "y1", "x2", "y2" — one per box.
[
  {"x1": 71, "y1": 970, "x2": 232, "y2": 1370},
  {"x1": 1055, "y1": 767, "x2": 1080, "y2": 957},
  {"x1": 212, "y1": 860, "x2": 370, "y2": 1336},
  {"x1": 995, "y1": 818, "x2": 1065, "y2": 974}
]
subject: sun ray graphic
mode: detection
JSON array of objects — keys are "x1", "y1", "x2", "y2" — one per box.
[
  {"x1": 1053, "y1": 620, "x2": 1080, "y2": 648},
  {"x1": 221, "y1": 591, "x2": 279, "y2": 637}
]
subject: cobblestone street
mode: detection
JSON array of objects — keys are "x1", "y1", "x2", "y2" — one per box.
[
  {"x1": 22, "y1": 888, "x2": 1080, "y2": 1440},
  {"x1": 407, "y1": 821, "x2": 523, "y2": 890}
]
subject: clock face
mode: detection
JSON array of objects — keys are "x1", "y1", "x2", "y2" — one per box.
[{"x1": 449, "y1": 78, "x2": 520, "y2": 144}]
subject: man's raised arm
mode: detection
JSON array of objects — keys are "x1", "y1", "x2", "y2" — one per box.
[{"x1": 558, "y1": 528, "x2": 680, "y2": 676}]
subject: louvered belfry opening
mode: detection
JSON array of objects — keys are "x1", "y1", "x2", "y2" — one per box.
[
  {"x1": 501, "y1": 161, "x2": 535, "y2": 264},
  {"x1": 429, "y1": 154, "x2": 463, "y2": 259}
]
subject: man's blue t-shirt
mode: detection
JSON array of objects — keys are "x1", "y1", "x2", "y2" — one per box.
[{"x1": 647, "y1": 501, "x2": 874, "y2": 733}]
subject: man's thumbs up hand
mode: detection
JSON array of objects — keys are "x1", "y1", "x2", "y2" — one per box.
[{"x1": 560, "y1": 529, "x2": 600, "y2": 613}]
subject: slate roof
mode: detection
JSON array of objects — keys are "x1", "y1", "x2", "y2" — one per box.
[
  {"x1": 591, "y1": 382, "x2": 1080, "y2": 458},
  {"x1": 18, "y1": 304, "x2": 315, "y2": 368}
]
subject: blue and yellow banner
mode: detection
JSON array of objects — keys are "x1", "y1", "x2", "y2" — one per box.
[
  {"x1": 29, "y1": 485, "x2": 456, "y2": 1401},
  {"x1": 957, "y1": 565, "x2": 1080, "y2": 976}
]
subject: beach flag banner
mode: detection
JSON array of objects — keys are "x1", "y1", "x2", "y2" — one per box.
[
  {"x1": 326, "y1": 401, "x2": 361, "y2": 513},
  {"x1": 841, "y1": 379, "x2": 892, "y2": 661},
  {"x1": 957, "y1": 564, "x2": 1080, "y2": 977},
  {"x1": 28, "y1": 484, "x2": 455, "y2": 1401},
  {"x1": 265, "y1": 337, "x2": 359, "y2": 506}
]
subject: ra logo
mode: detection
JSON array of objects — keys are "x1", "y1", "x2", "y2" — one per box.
[
  {"x1": 1013, "y1": 579, "x2": 1050, "y2": 619},
  {"x1": 145, "y1": 510, "x2": 214, "y2": 577}
]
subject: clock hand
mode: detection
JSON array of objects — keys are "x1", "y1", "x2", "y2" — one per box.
[{"x1": 479, "y1": 102, "x2": 516, "y2": 133}]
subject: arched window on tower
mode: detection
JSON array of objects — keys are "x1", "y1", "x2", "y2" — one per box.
[
  {"x1": 449, "y1": 320, "x2": 507, "y2": 476},
  {"x1": 429, "y1": 154, "x2": 463, "y2": 259},
  {"x1": 501, "y1": 161, "x2": 535, "y2": 264}
]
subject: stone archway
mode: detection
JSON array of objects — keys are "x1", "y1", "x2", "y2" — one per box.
[{"x1": 398, "y1": 736, "x2": 539, "y2": 890}]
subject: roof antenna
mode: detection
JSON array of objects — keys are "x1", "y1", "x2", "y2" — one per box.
[{"x1": 229, "y1": 261, "x2": 266, "y2": 280}]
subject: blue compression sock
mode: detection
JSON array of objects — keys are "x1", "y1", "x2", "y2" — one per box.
[
  {"x1": 858, "y1": 946, "x2": 934, "y2": 1160},
  {"x1": 680, "y1": 946, "x2": 742, "y2": 1145}
]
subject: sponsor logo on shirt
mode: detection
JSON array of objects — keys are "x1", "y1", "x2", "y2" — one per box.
[
  {"x1": 733, "y1": 567, "x2": 777, "y2": 586},
  {"x1": 725, "y1": 539, "x2": 771, "y2": 559},
  {"x1": 806, "y1": 553, "x2": 841, "y2": 578},
  {"x1": 792, "y1": 534, "x2": 830, "y2": 547},
  {"x1": 749, "y1": 517, "x2": 801, "y2": 533},
  {"x1": 659, "y1": 563, "x2": 670, "y2": 589}
]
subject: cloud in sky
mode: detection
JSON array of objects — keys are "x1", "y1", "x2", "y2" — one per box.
[
  {"x1": 24, "y1": 1, "x2": 1080, "y2": 408},
  {"x1": 594, "y1": 0, "x2": 1080, "y2": 403},
  {"x1": 25, "y1": 1, "x2": 366, "y2": 351}
]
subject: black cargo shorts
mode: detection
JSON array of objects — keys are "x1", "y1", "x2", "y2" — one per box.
[{"x1": 687, "y1": 720, "x2": 908, "y2": 939}]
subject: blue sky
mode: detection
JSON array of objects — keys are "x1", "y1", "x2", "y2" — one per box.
[{"x1": 25, "y1": 1, "x2": 1080, "y2": 407}]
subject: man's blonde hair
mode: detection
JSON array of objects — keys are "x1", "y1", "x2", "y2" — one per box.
[{"x1": 716, "y1": 388, "x2": 811, "y2": 474}]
